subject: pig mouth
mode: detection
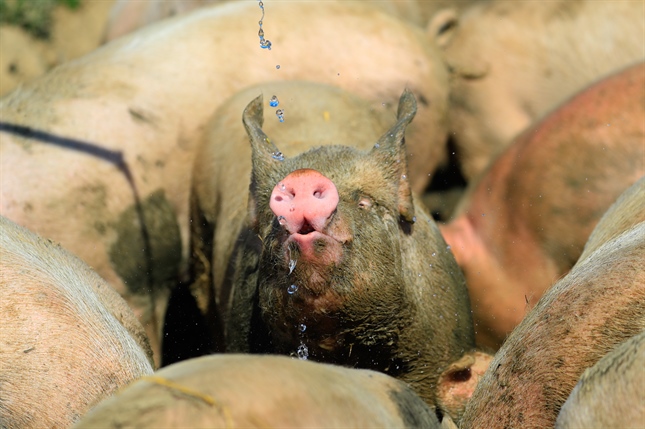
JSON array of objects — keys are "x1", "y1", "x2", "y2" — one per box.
[{"x1": 283, "y1": 229, "x2": 346, "y2": 268}]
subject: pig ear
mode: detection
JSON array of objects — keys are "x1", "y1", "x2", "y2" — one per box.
[
  {"x1": 243, "y1": 93, "x2": 285, "y2": 229},
  {"x1": 436, "y1": 350, "x2": 493, "y2": 423},
  {"x1": 371, "y1": 88, "x2": 417, "y2": 223}
]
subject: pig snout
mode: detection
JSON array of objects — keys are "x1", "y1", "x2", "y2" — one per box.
[{"x1": 270, "y1": 169, "x2": 339, "y2": 235}]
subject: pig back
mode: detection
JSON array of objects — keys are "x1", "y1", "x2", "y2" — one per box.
[
  {"x1": 461, "y1": 187, "x2": 645, "y2": 429},
  {"x1": 73, "y1": 354, "x2": 442, "y2": 428},
  {"x1": 0, "y1": 215, "x2": 153, "y2": 429},
  {"x1": 555, "y1": 330, "x2": 645, "y2": 429}
]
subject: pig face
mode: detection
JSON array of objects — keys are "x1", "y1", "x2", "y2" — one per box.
[{"x1": 243, "y1": 90, "x2": 419, "y2": 365}]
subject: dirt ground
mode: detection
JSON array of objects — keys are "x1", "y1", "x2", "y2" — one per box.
[{"x1": 0, "y1": 0, "x2": 115, "y2": 96}]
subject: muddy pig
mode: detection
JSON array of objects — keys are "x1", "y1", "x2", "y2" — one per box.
[
  {"x1": 434, "y1": 0, "x2": 645, "y2": 180},
  {"x1": 0, "y1": 0, "x2": 449, "y2": 365},
  {"x1": 0, "y1": 215, "x2": 154, "y2": 429},
  {"x1": 555, "y1": 330, "x2": 645, "y2": 429},
  {"x1": 440, "y1": 62, "x2": 645, "y2": 349},
  {"x1": 73, "y1": 354, "x2": 457, "y2": 428},
  {"x1": 193, "y1": 83, "x2": 475, "y2": 409},
  {"x1": 459, "y1": 177, "x2": 645, "y2": 428}
]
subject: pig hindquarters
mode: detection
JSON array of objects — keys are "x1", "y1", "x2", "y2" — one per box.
[{"x1": 0, "y1": 215, "x2": 153, "y2": 429}]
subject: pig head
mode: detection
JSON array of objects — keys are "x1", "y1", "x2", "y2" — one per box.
[{"x1": 224, "y1": 89, "x2": 475, "y2": 408}]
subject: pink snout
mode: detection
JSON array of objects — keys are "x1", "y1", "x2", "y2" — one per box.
[{"x1": 269, "y1": 169, "x2": 339, "y2": 236}]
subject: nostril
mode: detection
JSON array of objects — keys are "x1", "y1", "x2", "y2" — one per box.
[
  {"x1": 313, "y1": 189, "x2": 323, "y2": 198},
  {"x1": 275, "y1": 196, "x2": 283, "y2": 202}
]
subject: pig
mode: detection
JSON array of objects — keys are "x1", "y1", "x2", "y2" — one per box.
[
  {"x1": 192, "y1": 82, "x2": 476, "y2": 409},
  {"x1": 73, "y1": 354, "x2": 455, "y2": 428},
  {"x1": 102, "y1": 0, "x2": 480, "y2": 41},
  {"x1": 0, "y1": 0, "x2": 450, "y2": 365},
  {"x1": 435, "y1": 0, "x2": 645, "y2": 180},
  {"x1": 0, "y1": 215, "x2": 154, "y2": 429},
  {"x1": 459, "y1": 177, "x2": 645, "y2": 428},
  {"x1": 440, "y1": 62, "x2": 645, "y2": 349},
  {"x1": 555, "y1": 330, "x2": 645, "y2": 429}
]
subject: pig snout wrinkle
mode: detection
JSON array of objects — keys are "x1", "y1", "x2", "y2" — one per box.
[{"x1": 270, "y1": 169, "x2": 339, "y2": 235}]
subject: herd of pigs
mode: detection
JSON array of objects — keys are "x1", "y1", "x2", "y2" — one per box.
[{"x1": 1, "y1": 0, "x2": 644, "y2": 428}]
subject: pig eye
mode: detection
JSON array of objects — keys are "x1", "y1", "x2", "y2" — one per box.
[{"x1": 358, "y1": 196, "x2": 373, "y2": 210}]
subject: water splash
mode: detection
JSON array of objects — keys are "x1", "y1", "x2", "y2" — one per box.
[
  {"x1": 276, "y1": 109, "x2": 285, "y2": 122},
  {"x1": 272, "y1": 151, "x2": 284, "y2": 161},
  {"x1": 269, "y1": 95, "x2": 279, "y2": 107},
  {"x1": 296, "y1": 343, "x2": 309, "y2": 360},
  {"x1": 287, "y1": 284, "x2": 298, "y2": 295},
  {"x1": 257, "y1": 1, "x2": 272, "y2": 50}
]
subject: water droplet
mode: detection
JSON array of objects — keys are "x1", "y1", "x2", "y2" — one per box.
[
  {"x1": 401, "y1": 174, "x2": 407, "y2": 179},
  {"x1": 278, "y1": 215, "x2": 286, "y2": 225},
  {"x1": 432, "y1": 252, "x2": 436, "y2": 257},
  {"x1": 299, "y1": 324, "x2": 307, "y2": 332},
  {"x1": 296, "y1": 343, "x2": 309, "y2": 360},
  {"x1": 272, "y1": 151, "x2": 284, "y2": 161},
  {"x1": 280, "y1": 183, "x2": 286, "y2": 190},
  {"x1": 276, "y1": 109, "x2": 285, "y2": 122},
  {"x1": 412, "y1": 216, "x2": 417, "y2": 223},
  {"x1": 276, "y1": 64, "x2": 280, "y2": 69},
  {"x1": 288, "y1": 258, "x2": 297, "y2": 274},
  {"x1": 287, "y1": 284, "x2": 298, "y2": 295},
  {"x1": 269, "y1": 95, "x2": 279, "y2": 107},
  {"x1": 446, "y1": 245, "x2": 451, "y2": 250},
  {"x1": 373, "y1": 143, "x2": 380, "y2": 149},
  {"x1": 261, "y1": 39, "x2": 272, "y2": 50}
]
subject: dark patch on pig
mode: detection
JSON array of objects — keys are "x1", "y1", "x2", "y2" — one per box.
[
  {"x1": 23, "y1": 202, "x2": 33, "y2": 212},
  {"x1": 8, "y1": 62, "x2": 18, "y2": 74},
  {"x1": 389, "y1": 387, "x2": 442, "y2": 428},
  {"x1": 448, "y1": 367, "x2": 472, "y2": 382},
  {"x1": 417, "y1": 93, "x2": 429, "y2": 107},
  {"x1": 0, "y1": 122, "x2": 126, "y2": 164},
  {"x1": 128, "y1": 107, "x2": 157, "y2": 126},
  {"x1": 110, "y1": 189, "x2": 181, "y2": 295}
]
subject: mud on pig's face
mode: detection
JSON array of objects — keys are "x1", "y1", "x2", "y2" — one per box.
[{"x1": 243, "y1": 90, "x2": 418, "y2": 356}]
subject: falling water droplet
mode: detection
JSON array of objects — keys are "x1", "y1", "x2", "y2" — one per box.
[
  {"x1": 296, "y1": 343, "x2": 309, "y2": 360},
  {"x1": 299, "y1": 324, "x2": 307, "y2": 332},
  {"x1": 432, "y1": 252, "x2": 436, "y2": 257},
  {"x1": 412, "y1": 216, "x2": 417, "y2": 223},
  {"x1": 269, "y1": 95, "x2": 279, "y2": 107},
  {"x1": 373, "y1": 143, "x2": 380, "y2": 149},
  {"x1": 276, "y1": 64, "x2": 281, "y2": 69},
  {"x1": 288, "y1": 258, "x2": 297, "y2": 274},
  {"x1": 446, "y1": 245, "x2": 451, "y2": 250},
  {"x1": 278, "y1": 215, "x2": 286, "y2": 226},
  {"x1": 272, "y1": 151, "x2": 284, "y2": 161},
  {"x1": 287, "y1": 284, "x2": 298, "y2": 295},
  {"x1": 276, "y1": 109, "x2": 285, "y2": 122}
]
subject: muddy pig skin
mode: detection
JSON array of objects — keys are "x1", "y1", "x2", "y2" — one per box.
[
  {"x1": 555, "y1": 330, "x2": 645, "y2": 429},
  {"x1": 440, "y1": 62, "x2": 645, "y2": 349},
  {"x1": 438, "y1": 0, "x2": 645, "y2": 180},
  {"x1": 0, "y1": 0, "x2": 449, "y2": 365},
  {"x1": 459, "y1": 177, "x2": 645, "y2": 429},
  {"x1": 73, "y1": 354, "x2": 453, "y2": 428},
  {"x1": 195, "y1": 84, "x2": 475, "y2": 409},
  {"x1": 0, "y1": 215, "x2": 153, "y2": 429}
]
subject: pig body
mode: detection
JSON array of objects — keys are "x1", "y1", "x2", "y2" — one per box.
[
  {"x1": 460, "y1": 177, "x2": 645, "y2": 428},
  {"x1": 555, "y1": 330, "x2": 645, "y2": 429},
  {"x1": 441, "y1": 0, "x2": 645, "y2": 180},
  {"x1": 440, "y1": 62, "x2": 645, "y2": 348},
  {"x1": 0, "y1": 215, "x2": 153, "y2": 429},
  {"x1": 194, "y1": 83, "x2": 475, "y2": 408},
  {"x1": 0, "y1": 0, "x2": 449, "y2": 364},
  {"x1": 73, "y1": 354, "x2": 445, "y2": 428},
  {"x1": 102, "y1": 0, "x2": 480, "y2": 41}
]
